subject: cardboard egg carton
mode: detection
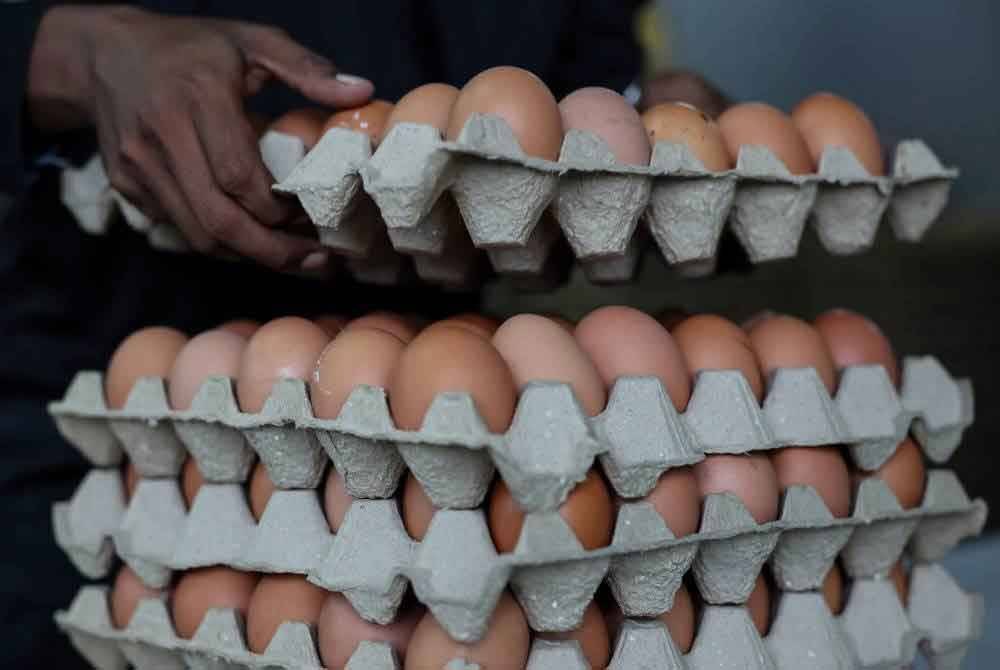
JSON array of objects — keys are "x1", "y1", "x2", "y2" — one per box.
[{"x1": 269, "y1": 115, "x2": 956, "y2": 285}]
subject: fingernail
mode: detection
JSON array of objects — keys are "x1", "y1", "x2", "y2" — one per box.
[
  {"x1": 336, "y1": 73, "x2": 372, "y2": 87},
  {"x1": 300, "y1": 250, "x2": 328, "y2": 271}
]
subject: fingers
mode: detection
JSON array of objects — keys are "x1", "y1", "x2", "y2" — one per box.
[{"x1": 639, "y1": 69, "x2": 730, "y2": 118}]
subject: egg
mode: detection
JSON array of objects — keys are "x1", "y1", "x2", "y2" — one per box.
[
  {"x1": 344, "y1": 311, "x2": 420, "y2": 343},
  {"x1": 541, "y1": 313, "x2": 576, "y2": 332},
  {"x1": 889, "y1": 562, "x2": 909, "y2": 604},
  {"x1": 576, "y1": 306, "x2": 691, "y2": 411},
  {"x1": 318, "y1": 593, "x2": 423, "y2": 669},
  {"x1": 488, "y1": 469, "x2": 613, "y2": 552},
  {"x1": 323, "y1": 468, "x2": 353, "y2": 533},
  {"x1": 311, "y1": 327, "x2": 407, "y2": 420},
  {"x1": 747, "y1": 574, "x2": 771, "y2": 635},
  {"x1": 814, "y1": 309, "x2": 899, "y2": 387},
  {"x1": 389, "y1": 325, "x2": 517, "y2": 433},
  {"x1": 324, "y1": 100, "x2": 394, "y2": 145},
  {"x1": 236, "y1": 317, "x2": 330, "y2": 414},
  {"x1": 401, "y1": 472, "x2": 436, "y2": 540},
  {"x1": 124, "y1": 462, "x2": 139, "y2": 502},
  {"x1": 181, "y1": 458, "x2": 204, "y2": 509},
  {"x1": 717, "y1": 102, "x2": 814, "y2": 174},
  {"x1": 853, "y1": 437, "x2": 925, "y2": 509},
  {"x1": 314, "y1": 315, "x2": 347, "y2": 338},
  {"x1": 248, "y1": 462, "x2": 275, "y2": 522},
  {"x1": 746, "y1": 314, "x2": 837, "y2": 393},
  {"x1": 822, "y1": 564, "x2": 846, "y2": 615},
  {"x1": 168, "y1": 329, "x2": 247, "y2": 410},
  {"x1": 269, "y1": 108, "x2": 329, "y2": 150},
  {"x1": 658, "y1": 308, "x2": 690, "y2": 332},
  {"x1": 641, "y1": 466, "x2": 702, "y2": 537},
  {"x1": 246, "y1": 575, "x2": 327, "y2": 654},
  {"x1": 439, "y1": 313, "x2": 501, "y2": 338},
  {"x1": 771, "y1": 447, "x2": 851, "y2": 518},
  {"x1": 105, "y1": 326, "x2": 188, "y2": 409},
  {"x1": 381, "y1": 83, "x2": 459, "y2": 143},
  {"x1": 673, "y1": 314, "x2": 765, "y2": 400},
  {"x1": 219, "y1": 319, "x2": 261, "y2": 338},
  {"x1": 693, "y1": 454, "x2": 780, "y2": 524},
  {"x1": 658, "y1": 584, "x2": 697, "y2": 653},
  {"x1": 537, "y1": 601, "x2": 610, "y2": 669},
  {"x1": 791, "y1": 92, "x2": 884, "y2": 175},
  {"x1": 110, "y1": 565, "x2": 165, "y2": 629},
  {"x1": 405, "y1": 592, "x2": 530, "y2": 669},
  {"x1": 640, "y1": 102, "x2": 732, "y2": 171},
  {"x1": 171, "y1": 567, "x2": 258, "y2": 639},
  {"x1": 447, "y1": 66, "x2": 564, "y2": 160},
  {"x1": 558, "y1": 87, "x2": 651, "y2": 165},
  {"x1": 493, "y1": 314, "x2": 606, "y2": 416}
]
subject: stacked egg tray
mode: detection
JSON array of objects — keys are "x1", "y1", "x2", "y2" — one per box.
[
  {"x1": 61, "y1": 115, "x2": 956, "y2": 287},
  {"x1": 51, "y1": 355, "x2": 986, "y2": 670}
]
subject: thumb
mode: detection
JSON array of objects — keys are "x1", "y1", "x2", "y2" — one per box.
[{"x1": 233, "y1": 24, "x2": 375, "y2": 108}]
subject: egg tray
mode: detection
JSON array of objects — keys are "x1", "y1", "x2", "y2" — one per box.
[{"x1": 55, "y1": 558, "x2": 983, "y2": 670}]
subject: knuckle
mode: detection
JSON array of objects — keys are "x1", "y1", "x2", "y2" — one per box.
[
  {"x1": 116, "y1": 135, "x2": 146, "y2": 168},
  {"x1": 216, "y1": 155, "x2": 256, "y2": 194},
  {"x1": 201, "y1": 211, "x2": 237, "y2": 240}
]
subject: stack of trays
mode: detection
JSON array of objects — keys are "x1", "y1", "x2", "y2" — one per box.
[
  {"x1": 61, "y1": 115, "x2": 956, "y2": 287},
  {"x1": 51, "y1": 356, "x2": 986, "y2": 669}
]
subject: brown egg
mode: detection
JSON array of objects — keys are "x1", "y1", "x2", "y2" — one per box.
[
  {"x1": 123, "y1": 462, "x2": 139, "y2": 502},
  {"x1": 747, "y1": 575, "x2": 771, "y2": 635},
  {"x1": 658, "y1": 308, "x2": 690, "y2": 332},
  {"x1": 381, "y1": 83, "x2": 459, "y2": 143},
  {"x1": 270, "y1": 108, "x2": 329, "y2": 150},
  {"x1": 105, "y1": 326, "x2": 188, "y2": 409},
  {"x1": 439, "y1": 313, "x2": 502, "y2": 339},
  {"x1": 246, "y1": 575, "x2": 327, "y2": 654},
  {"x1": 311, "y1": 328, "x2": 407, "y2": 420},
  {"x1": 318, "y1": 593, "x2": 424, "y2": 669},
  {"x1": 641, "y1": 467, "x2": 702, "y2": 537},
  {"x1": 558, "y1": 87, "x2": 652, "y2": 165},
  {"x1": 889, "y1": 562, "x2": 909, "y2": 604},
  {"x1": 405, "y1": 592, "x2": 530, "y2": 669},
  {"x1": 814, "y1": 309, "x2": 900, "y2": 387},
  {"x1": 248, "y1": 462, "x2": 275, "y2": 522},
  {"x1": 537, "y1": 601, "x2": 610, "y2": 669},
  {"x1": 791, "y1": 92, "x2": 884, "y2": 175},
  {"x1": 746, "y1": 315, "x2": 837, "y2": 394},
  {"x1": 488, "y1": 469, "x2": 613, "y2": 553},
  {"x1": 219, "y1": 319, "x2": 261, "y2": 339},
  {"x1": 771, "y1": 447, "x2": 851, "y2": 518},
  {"x1": 693, "y1": 454, "x2": 780, "y2": 524},
  {"x1": 640, "y1": 102, "x2": 732, "y2": 171},
  {"x1": 822, "y1": 564, "x2": 846, "y2": 615},
  {"x1": 323, "y1": 468, "x2": 353, "y2": 533},
  {"x1": 658, "y1": 584, "x2": 696, "y2": 653},
  {"x1": 314, "y1": 315, "x2": 348, "y2": 338},
  {"x1": 493, "y1": 314, "x2": 606, "y2": 417},
  {"x1": 673, "y1": 314, "x2": 765, "y2": 401},
  {"x1": 323, "y1": 100, "x2": 394, "y2": 145},
  {"x1": 168, "y1": 329, "x2": 247, "y2": 410},
  {"x1": 446, "y1": 66, "x2": 564, "y2": 160},
  {"x1": 171, "y1": 567, "x2": 258, "y2": 639},
  {"x1": 236, "y1": 317, "x2": 330, "y2": 414},
  {"x1": 576, "y1": 306, "x2": 691, "y2": 412},
  {"x1": 345, "y1": 311, "x2": 420, "y2": 344},
  {"x1": 389, "y1": 325, "x2": 517, "y2": 433},
  {"x1": 717, "y1": 102, "x2": 814, "y2": 174},
  {"x1": 110, "y1": 565, "x2": 164, "y2": 629},
  {"x1": 401, "y1": 472, "x2": 437, "y2": 540},
  {"x1": 853, "y1": 437, "x2": 925, "y2": 509},
  {"x1": 541, "y1": 313, "x2": 576, "y2": 332},
  {"x1": 181, "y1": 458, "x2": 204, "y2": 509}
]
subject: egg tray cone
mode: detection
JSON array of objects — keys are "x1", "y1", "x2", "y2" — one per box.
[{"x1": 60, "y1": 118, "x2": 955, "y2": 287}]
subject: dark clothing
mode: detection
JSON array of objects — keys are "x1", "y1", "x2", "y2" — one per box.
[{"x1": 0, "y1": 1, "x2": 640, "y2": 666}]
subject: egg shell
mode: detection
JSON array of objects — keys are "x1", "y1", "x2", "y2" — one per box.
[
  {"x1": 657, "y1": 584, "x2": 696, "y2": 653},
  {"x1": 640, "y1": 466, "x2": 701, "y2": 537},
  {"x1": 488, "y1": 469, "x2": 613, "y2": 553},
  {"x1": 747, "y1": 574, "x2": 771, "y2": 635},
  {"x1": 345, "y1": 311, "x2": 420, "y2": 344},
  {"x1": 673, "y1": 314, "x2": 765, "y2": 401},
  {"x1": 110, "y1": 565, "x2": 164, "y2": 629},
  {"x1": 537, "y1": 601, "x2": 610, "y2": 669},
  {"x1": 123, "y1": 462, "x2": 139, "y2": 502},
  {"x1": 323, "y1": 468, "x2": 353, "y2": 533},
  {"x1": 438, "y1": 313, "x2": 501, "y2": 338},
  {"x1": 814, "y1": 309, "x2": 900, "y2": 387},
  {"x1": 718, "y1": 102, "x2": 814, "y2": 175},
  {"x1": 541, "y1": 313, "x2": 576, "y2": 332},
  {"x1": 246, "y1": 574, "x2": 327, "y2": 653},
  {"x1": 236, "y1": 317, "x2": 330, "y2": 414},
  {"x1": 822, "y1": 564, "x2": 846, "y2": 615},
  {"x1": 890, "y1": 562, "x2": 909, "y2": 604},
  {"x1": 693, "y1": 454, "x2": 780, "y2": 524},
  {"x1": 324, "y1": 100, "x2": 394, "y2": 145},
  {"x1": 382, "y1": 83, "x2": 459, "y2": 143},
  {"x1": 746, "y1": 314, "x2": 837, "y2": 393},
  {"x1": 248, "y1": 462, "x2": 275, "y2": 522},
  {"x1": 446, "y1": 66, "x2": 564, "y2": 161},
  {"x1": 314, "y1": 315, "x2": 348, "y2": 338},
  {"x1": 270, "y1": 108, "x2": 329, "y2": 150},
  {"x1": 493, "y1": 314, "x2": 606, "y2": 417},
  {"x1": 792, "y1": 92, "x2": 884, "y2": 176},
  {"x1": 311, "y1": 327, "x2": 407, "y2": 419},
  {"x1": 219, "y1": 319, "x2": 261, "y2": 339},
  {"x1": 771, "y1": 447, "x2": 851, "y2": 518},
  {"x1": 168, "y1": 329, "x2": 247, "y2": 410},
  {"x1": 640, "y1": 102, "x2": 732, "y2": 171},
  {"x1": 404, "y1": 592, "x2": 530, "y2": 670},
  {"x1": 171, "y1": 567, "x2": 258, "y2": 639},
  {"x1": 401, "y1": 472, "x2": 437, "y2": 540},
  {"x1": 558, "y1": 87, "x2": 651, "y2": 166},
  {"x1": 389, "y1": 325, "x2": 517, "y2": 433},
  {"x1": 576, "y1": 306, "x2": 691, "y2": 412},
  {"x1": 658, "y1": 308, "x2": 690, "y2": 332},
  {"x1": 318, "y1": 593, "x2": 424, "y2": 669},
  {"x1": 853, "y1": 437, "x2": 925, "y2": 509},
  {"x1": 105, "y1": 326, "x2": 188, "y2": 409},
  {"x1": 181, "y1": 458, "x2": 204, "y2": 509}
]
